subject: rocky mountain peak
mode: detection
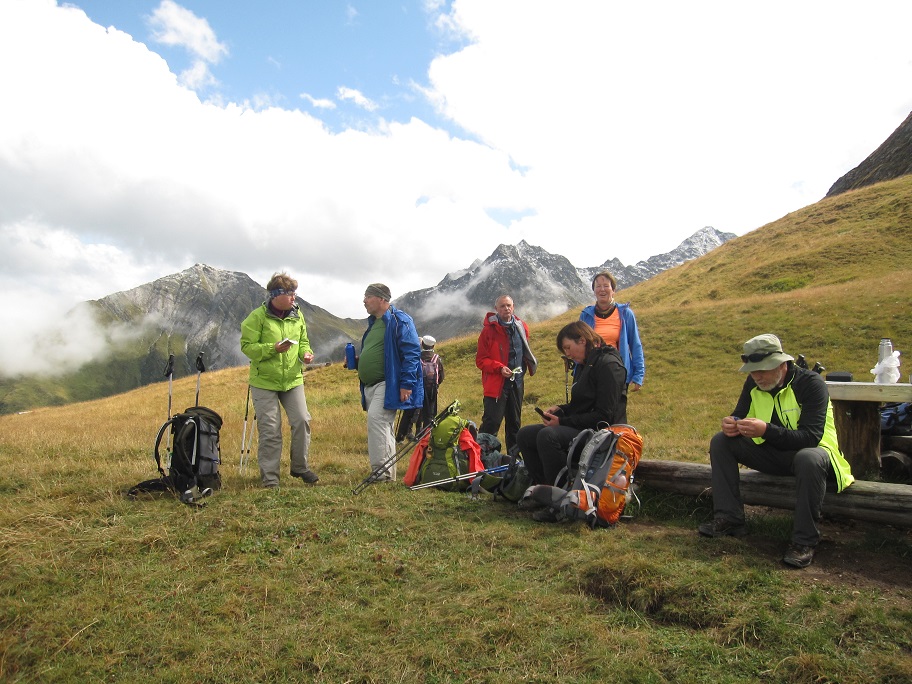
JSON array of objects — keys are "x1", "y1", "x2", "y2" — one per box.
[
  {"x1": 395, "y1": 227, "x2": 734, "y2": 341},
  {"x1": 827, "y1": 109, "x2": 912, "y2": 196}
]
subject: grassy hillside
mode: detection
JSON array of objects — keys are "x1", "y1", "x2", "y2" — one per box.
[
  {"x1": 2, "y1": 178, "x2": 912, "y2": 682},
  {"x1": 632, "y1": 174, "x2": 912, "y2": 308}
]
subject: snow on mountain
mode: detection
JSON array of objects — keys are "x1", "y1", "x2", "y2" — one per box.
[{"x1": 395, "y1": 227, "x2": 735, "y2": 341}]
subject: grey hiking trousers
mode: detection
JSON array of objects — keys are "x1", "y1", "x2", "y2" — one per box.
[
  {"x1": 251, "y1": 385, "x2": 311, "y2": 487},
  {"x1": 708, "y1": 431, "x2": 832, "y2": 547}
]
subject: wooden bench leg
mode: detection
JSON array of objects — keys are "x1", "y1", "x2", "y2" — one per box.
[{"x1": 831, "y1": 399, "x2": 881, "y2": 479}]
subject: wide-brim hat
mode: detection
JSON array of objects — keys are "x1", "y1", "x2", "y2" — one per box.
[
  {"x1": 420, "y1": 335, "x2": 436, "y2": 349},
  {"x1": 739, "y1": 333, "x2": 794, "y2": 372}
]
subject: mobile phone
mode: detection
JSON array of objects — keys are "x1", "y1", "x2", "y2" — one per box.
[{"x1": 535, "y1": 407, "x2": 546, "y2": 417}]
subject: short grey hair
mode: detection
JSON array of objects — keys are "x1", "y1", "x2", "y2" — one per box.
[{"x1": 494, "y1": 294, "x2": 513, "y2": 307}]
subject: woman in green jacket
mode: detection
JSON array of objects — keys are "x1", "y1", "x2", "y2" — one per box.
[{"x1": 240, "y1": 272, "x2": 318, "y2": 488}]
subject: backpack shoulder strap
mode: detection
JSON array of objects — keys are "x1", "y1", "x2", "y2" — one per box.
[
  {"x1": 566, "y1": 428, "x2": 594, "y2": 471},
  {"x1": 153, "y1": 417, "x2": 177, "y2": 476}
]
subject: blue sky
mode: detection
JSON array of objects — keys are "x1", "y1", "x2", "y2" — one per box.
[
  {"x1": 2, "y1": 0, "x2": 912, "y2": 374},
  {"x1": 74, "y1": 1, "x2": 463, "y2": 133}
]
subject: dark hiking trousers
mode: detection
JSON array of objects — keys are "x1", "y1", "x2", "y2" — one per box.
[
  {"x1": 480, "y1": 380, "x2": 523, "y2": 453},
  {"x1": 517, "y1": 423, "x2": 582, "y2": 486},
  {"x1": 708, "y1": 431, "x2": 833, "y2": 547}
]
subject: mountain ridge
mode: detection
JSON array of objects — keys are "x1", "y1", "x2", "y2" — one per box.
[
  {"x1": 0, "y1": 230, "x2": 730, "y2": 413},
  {"x1": 396, "y1": 227, "x2": 734, "y2": 340}
]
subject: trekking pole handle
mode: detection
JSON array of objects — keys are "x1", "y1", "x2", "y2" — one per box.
[
  {"x1": 196, "y1": 352, "x2": 206, "y2": 373},
  {"x1": 164, "y1": 354, "x2": 175, "y2": 378}
]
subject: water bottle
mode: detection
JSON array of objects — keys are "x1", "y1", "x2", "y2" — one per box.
[
  {"x1": 345, "y1": 342, "x2": 356, "y2": 370},
  {"x1": 879, "y1": 338, "x2": 893, "y2": 363}
]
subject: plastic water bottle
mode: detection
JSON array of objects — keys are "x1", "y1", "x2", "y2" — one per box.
[
  {"x1": 879, "y1": 338, "x2": 893, "y2": 363},
  {"x1": 345, "y1": 342, "x2": 356, "y2": 370}
]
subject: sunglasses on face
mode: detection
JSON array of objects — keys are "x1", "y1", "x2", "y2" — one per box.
[{"x1": 741, "y1": 350, "x2": 774, "y2": 363}]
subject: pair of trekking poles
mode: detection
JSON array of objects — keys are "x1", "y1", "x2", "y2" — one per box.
[
  {"x1": 352, "y1": 399, "x2": 516, "y2": 495},
  {"x1": 162, "y1": 352, "x2": 207, "y2": 458},
  {"x1": 352, "y1": 400, "x2": 464, "y2": 495}
]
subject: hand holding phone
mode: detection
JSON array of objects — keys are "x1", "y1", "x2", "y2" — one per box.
[{"x1": 535, "y1": 407, "x2": 546, "y2": 417}]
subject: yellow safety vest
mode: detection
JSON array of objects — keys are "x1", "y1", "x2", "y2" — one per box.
[{"x1": 747, "y1": 379, "x2": 854, "y2": 493}]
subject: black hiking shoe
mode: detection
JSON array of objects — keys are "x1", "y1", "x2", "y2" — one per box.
[
  {"x1": 291, "y1": 469, "x2": 319, "y2": 485},
  {"x1": 532, "y1": 508, "x2": 559, "y2": 523},
  {"x1": 698, "y1": 518, "x2": 747, "y2": 538},
  {"x1": 782, "y1": 544, "x2": 815, "y2": 568}
]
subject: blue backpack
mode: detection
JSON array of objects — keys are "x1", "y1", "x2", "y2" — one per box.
[{"x1": 881, "y1": 402, "x2": 912, "y2": 436}]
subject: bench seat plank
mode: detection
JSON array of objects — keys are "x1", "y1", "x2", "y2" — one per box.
[{"x1": 635, "y1": 459, "x2": 912, "y2": 528}]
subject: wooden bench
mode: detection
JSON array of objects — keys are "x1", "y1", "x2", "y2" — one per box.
[{"x1": 635, "y1": 459, "x2": 912, "y2": 528}]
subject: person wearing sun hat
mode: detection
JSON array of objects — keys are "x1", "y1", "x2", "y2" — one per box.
[{"x1": 698, "y1": 333, "x2": 854, "y2": 568}]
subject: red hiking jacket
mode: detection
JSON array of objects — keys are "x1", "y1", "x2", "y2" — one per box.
[{"x1": 475, "y1": 312, "x2": 538, "y2": 399}]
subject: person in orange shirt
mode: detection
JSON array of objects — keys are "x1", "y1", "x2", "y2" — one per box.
[{"x1": 579, "y1": 271, "x2": 645, "y2": 391}]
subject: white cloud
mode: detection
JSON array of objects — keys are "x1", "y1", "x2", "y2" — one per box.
[
  {"x1": 2, "y1": 0, "x2": 912, "y2": 380},
  {"x1": 178, "y1": 58, "x2": 217, "y2": 90},
  {"x1": 147, "y1": 0, "x2": 227, "y2": 64},
  {"x1": 337, "y1": 86, "x2": 379, "y2": 111},
  {"x1": 301, "y1": 92, "x2": 337, "y2": 110},
  {"x1": 427, "y1": 0, "x2": 912, "y2": 264},
  {"x1": 147, "y1": 0, "x2": 227, "y2": 92}
]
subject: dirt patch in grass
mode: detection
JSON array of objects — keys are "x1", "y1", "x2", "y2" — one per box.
[
  {"x1": 742, "y1": 508, "x2": 912, "y2": 591},
  {"x1": 606, "y1": 511, "x2": 912, "y2": 594}
]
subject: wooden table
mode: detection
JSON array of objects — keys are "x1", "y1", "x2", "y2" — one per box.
[{"x1": 826, "y1": 382, "x2": 912, "y2": 478}]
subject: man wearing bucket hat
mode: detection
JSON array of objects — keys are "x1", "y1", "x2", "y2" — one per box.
[{"x1": 699, "y1": 333, "x2": 854, "y2": 568}]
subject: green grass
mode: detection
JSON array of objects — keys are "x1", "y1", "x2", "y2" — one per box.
[{"x1": 2, "y1": 176, "x2": 912, "y2": 682}]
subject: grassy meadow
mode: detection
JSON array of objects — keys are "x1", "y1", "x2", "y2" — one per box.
[{"x1": 2, "y1": 177, "x2": 912, "y2": 682}]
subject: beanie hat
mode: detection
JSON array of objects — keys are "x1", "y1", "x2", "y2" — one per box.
[{"x1": 364, "y1": 283, "x2": 391, "y2": 301}]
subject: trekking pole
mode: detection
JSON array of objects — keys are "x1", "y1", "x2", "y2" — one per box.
[
  {"x1": 352, "y1": 400, "x2": 460, "y2": 495},
  {"x1": 194, "y1": 352, "x2": 205, "y2": 406},
  {"x1": 561, "y1": 355, "x2": 573, "y2": 403},
  {"x1": 408, "y1": 464, "x2": 510, "y2": 491},
  {"x1": 240, "y1": 384, "x2": 252, "y2": 474},
  {"x1": 164, "y1": 354, "x2": 175, "y2": 455},
  {"x1": 164, "y1": 354, "x2": 175, "y2": 418}
]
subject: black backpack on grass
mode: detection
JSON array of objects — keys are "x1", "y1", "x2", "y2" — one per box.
[
  {"x1": 129, "y1": 406, "x2": 223, "y2": 505},
  {"x1": 469, "y1": 435, "x2": 533, "y2": 502}
]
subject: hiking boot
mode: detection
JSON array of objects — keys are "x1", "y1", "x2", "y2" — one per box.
[
  {"x1": 366, "y1": 472, "x2": 394, "y2": 483},
  {"x1": 698, "y1": 518, "x2": 747, "y2": 538},
  {"x1": 783, "y1": 544, "x2": 815, "y2": 568},
  {"x1": 518, "y1": 496, "x2": 546, "y2": 511},
  {"x1": 532, "y1": 507, "x2": 559, "y2": 523},
  {"x1": 291, "y1": 469, "x2": 319, "y2": 485}
]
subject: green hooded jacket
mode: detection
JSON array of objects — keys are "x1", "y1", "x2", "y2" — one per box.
[{"x1": 240, "y1": 303, "x2": 313, "y2": 392}]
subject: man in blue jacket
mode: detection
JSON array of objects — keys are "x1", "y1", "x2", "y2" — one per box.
[{"x1": 357, "y1": 283, "x2": 424, "y2": 481}]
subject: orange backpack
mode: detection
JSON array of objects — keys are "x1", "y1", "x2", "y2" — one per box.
[{"x1": 520, "y1": 424, "x2": 643, "y2": 527}]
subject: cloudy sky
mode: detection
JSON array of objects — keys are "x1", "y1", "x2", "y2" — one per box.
[{"x1": 2, "y1": 0, "x2": 912, "y2": 375}]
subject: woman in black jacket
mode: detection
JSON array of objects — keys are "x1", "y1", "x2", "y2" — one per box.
[{"x1": 516, "y1": 321, "x2": 628, "y2": 486}]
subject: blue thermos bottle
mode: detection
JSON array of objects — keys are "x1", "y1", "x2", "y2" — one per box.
[{"x1": 345, "y1": 342, "x2": 356, "y2": 369}]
